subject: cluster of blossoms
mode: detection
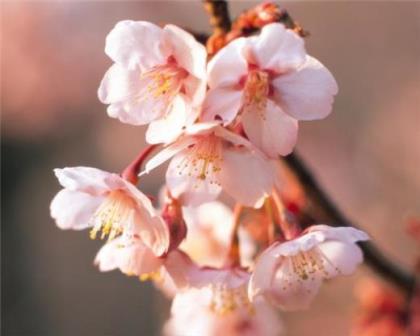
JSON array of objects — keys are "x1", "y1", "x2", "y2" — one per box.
[{"x1": 51, "y1": 18, "x2": 369, "y2": 335}]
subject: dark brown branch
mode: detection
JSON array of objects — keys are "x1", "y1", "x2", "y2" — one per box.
[
  {"x1": 284, "y1": 152, "x2": 417, "y2": 294},
  {"x1": 203, "y1": 0, "x2": 231, "y2": 33}
]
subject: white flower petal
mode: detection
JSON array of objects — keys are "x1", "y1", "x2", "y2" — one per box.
[
  {"x1": 269, "y1": 257, "x2": 323, "y2": 311},
  {"x1": 166, "y1": 151, "x2": 222, "y2": 206},
  {"x1": 272, "y1": 55, "x2": 338, "y2": 120},
  {"x1": 105, "y1": 20, "x2": 166, "y2": 70},
  {"x1": 249, "y1": 243, "x2": 279, "y2": 300},
  {"x1": 219, "y1": 147, "x2": 273, "y2": 208},
  {"x1": 250, "y1": 23, "x2": 306, "y2": 73},
  {"x1": 53, "y1": 167, "x2": 123, "y2": 194},
  {"x1": 207, "y1": 37, "x2": 248, "y2": 88},
  {"x1": 98, "y1": 63, "x2": 140, "y2": 104},
  {"x1": 50, "y1": 189, "x2": 103, "y2": 230},
  {"x1": 144, "y1": 136, "x2": 197, "y2": 174},
  {"x1": 318, "y1": 240, "x2": 364, "y2": 278},
  {"x1": 202, "y1": 87, "x2": 243, "y2": 125},
  {"x1": 242, "y1": 99, "x2": 298, "y2": 158},
  {"x1": 94, "y1": 237, "x2": 163, "y2": 275},
  {"x1": 163, "y1": 24, "x2": 207, "y2": 79},
  {"x1": 307, "y1": 225, "x2": 369, "y2": 244},
  {"x1": 146, "y1": 95, "x2": 194, "y2": 145}
]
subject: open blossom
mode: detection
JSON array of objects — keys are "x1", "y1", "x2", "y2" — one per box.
[
  {"x1": 181, "y1": 201, "x2": 256, "y2": 268},
  {"x1": 50, "y1": 167, "x2": 169, "y2": 256},
  {"x1": 144, "y1": 122, "x2": 274, "y2": 207},
  {"x1": 164, "y1": 266, "x2": 282, "y2": 336},
  {"x1": 203, "y1": 23, "x2": 338, "y2": 158},
  {"x1": 164, "y1": 287, "x2": 283, "y2": 336},
  {"x1": 249, "y1": 225, "x2": 369, "y2": 311},
  {"x1": 98, "y1": 20, "x2": 207, "y2": 144}
]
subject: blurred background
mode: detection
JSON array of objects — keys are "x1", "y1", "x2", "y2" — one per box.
[{"x1": 1, "y1": 1, "x2": 419, "y2": 335}]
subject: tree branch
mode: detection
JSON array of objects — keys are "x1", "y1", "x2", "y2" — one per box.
[
  {"x1": 203, "y1": 0, "x2": 231, "y2": 33},
  {"x1": 284, "y1": 152, "x2": 416, "y2": 294}
]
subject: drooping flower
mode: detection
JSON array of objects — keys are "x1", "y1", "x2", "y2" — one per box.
[
  {"x1": 95, "y1": 235, "x2": 194, "y2": 286},
  {"x1": 98, "y1": 20, "x2": 207, "y2": 144},
  {"x1": 203, "y1": 23, "x2": 338, "y2": 158},
  {"x1": 164, "y1": 270, "x2": 283, "y2": 336},
  {"x1": 50, "y1": 167, "x2": 169, "y2": 256},
  {"x1": 181, "y1": 201, "x2": 256, "y2": 268},
  {"x1": 95, "y1": 235, "x2": 164, "y2": 279},
  {"x1": 249, "y1": 225, "x2": 369, "y2": 311},
  {"x1": 144, "y1": 122, "x2": 274, "y2": 208}
]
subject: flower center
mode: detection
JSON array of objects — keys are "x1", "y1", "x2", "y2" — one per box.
[
  {"x1": 141, "y1": 62, "x2": 188, "y2": 107},
  {"x1": 209, "y1": 283, "x2": 254, "y2": 315},
  {"x1": 243, "y1": 69, "x2": 270, "y2": 117},
  {"x1": 176, "y1": 135, "x2": 222, "y2": 185},
  {"x1": 89, "y1": 190, "x2": 136, "y2": 241},
  {"x1": 280, "y1": 248, "x2": 341, "y2": 290}
]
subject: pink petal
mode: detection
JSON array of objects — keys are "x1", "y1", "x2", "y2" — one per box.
[
  {"x1": 53, "y1": 167, "x2": 123, "y2": 194},
  {"x1": 98, "y1": 65, "x2": 166, "y2": 126},
  {"x1": 166, "y1": 151, "x2": 222, "y2": 206},
  {"x1": 272, "y1": 55, "x2": 338, "y2": 120},
  {"x1": 317, "y1": 240, "x2": 364, "y2": 278},
  {"x1": 94, "y1": 237, "x2": 163, "y2": 275},
  {"x1": 201, "y1": 87, "x2": 243, "y2": 125},
  {"x1": 307, "y1": 225, "x2": 369, "y2": 244},
  {"x1": 250, "y1": 23, "x2": 306, "y2": 73},
  {"x1": 146, "y1": 95, "x2": 196, "y2": 145},
  {"x1": 105, "y1": 20, "x2": 166, "y2": 70},
  {"x1": 249, "y1": 243, "x2": 279, "y2": 300},
  {"x1": 50, "y1": 189, "x2": 103, "y2": 230},
  {"x1": 183, "y1": 74, "x2": 207, "y2": 107},
  {"x1": 242, "y1": 99, "x2": 298, "y2": 158},
  {"x1": 163, "y1": 24, "x2": 207, "y2": 80},
  {"x1": 269, "y1": 257, "x2": 323, "y2": 311},
  {"x1": 218, "y1": 147, "x2": 273, "y2": 208},
  {"x1": 135, "y1": 211, "x2": 170, "y2": 257},
  {"x1": 98, "y1": 64, "x2": 140, "y2": 105},
  {"x1": 144, "y1": 136, "x2": 197, "y2": 173},
  {"x1": 207, "y1": 37, "x2": 248, "y2": 88}
]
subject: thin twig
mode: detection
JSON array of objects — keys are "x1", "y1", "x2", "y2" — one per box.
[
  {"x1": 283, "y1": 152, "x2": 417, "y2": 293},
  {"x1": 226, "y1": 204, "x2": 243, "y2": 267}
]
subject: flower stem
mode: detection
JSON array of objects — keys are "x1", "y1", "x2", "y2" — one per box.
[
  {"x1": 121, "y1": 144, "x2": 158, "y2": 184},
  {"x1": 226, "y1": 203, "x2": 243, "y2": 267}
]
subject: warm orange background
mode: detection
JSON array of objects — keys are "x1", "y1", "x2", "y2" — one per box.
[{"x1": 2, "y1": 1, "x2": 419, "y2": 335}]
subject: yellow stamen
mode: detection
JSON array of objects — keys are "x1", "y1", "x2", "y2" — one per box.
[{"x1": 89, "y1": 190, "x2": 136, "y2": 241}]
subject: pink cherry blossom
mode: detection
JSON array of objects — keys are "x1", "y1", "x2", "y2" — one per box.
[
  {"x1": 98, "y1": 20, "x2": 207, "y2": 144},
  {"x1": 181, "y1": 201, "x2": 256, "y2": 268},
  {"x1": 249, "y1": 225, "x2": 369, "y2": 311},
  {"x1": 203, "y1": 23, "x2": 338, "y2": 158},
  {"x1": 164, "y1": 270, "x2": 283, "y2": 336},
  {"x1": 50, "y1": 166, "x2": 169, "y2": 256},
  {"x1": 144, "y1": 122, "x2": 274, "y2": 207}
]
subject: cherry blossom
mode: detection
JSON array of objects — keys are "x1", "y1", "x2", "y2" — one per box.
[
  {"x1": 164, "y1": 265, "x2": 283, "y2": 336},
  {"x1": 50, "y1": 167, "x2": 169, "y2": 256},
  {"x1": 249, "y1": 225, "x2": 369, "y2": 311},
  {"x1": 95, "y1": 235, "x2": 189, "y2": 284},
  {"x1": 181, "y1": 201, "x2": 255, "y2": 268},
  {"x1": 144, "y1": 122, "x2": 274, "y2": 207},
  {"x1": 98, "y1": 20, "x2": 207, "y2": 144},
  {"x1": 203, "y1": 23, "x2": 338, "y2": 158}
]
